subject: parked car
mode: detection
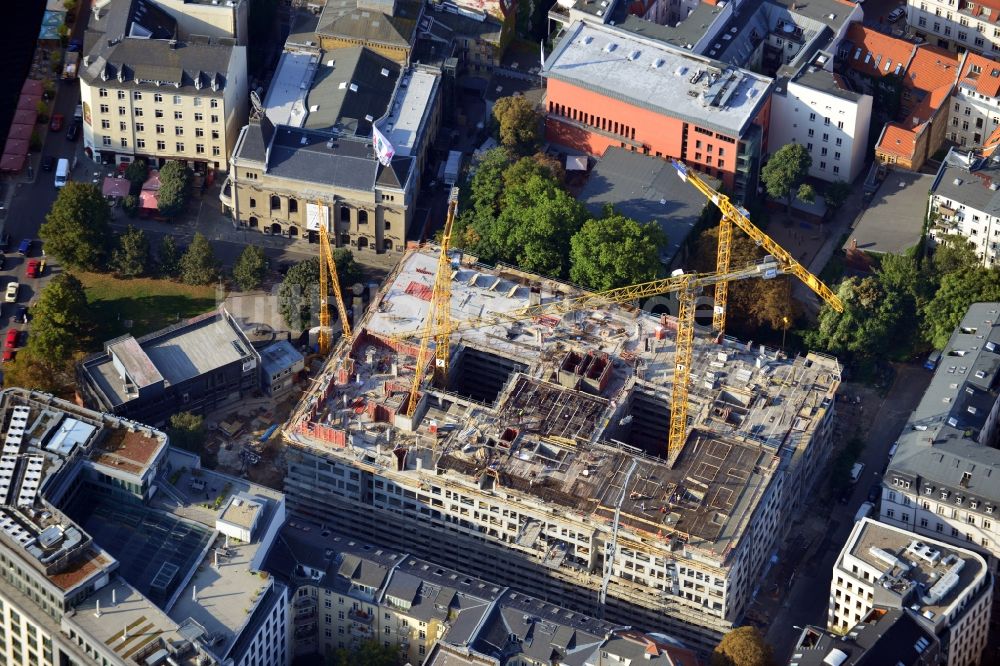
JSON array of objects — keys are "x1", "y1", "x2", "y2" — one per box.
[
  {"x1": 868, "y1": 484, "x2": 881, "y2": 503},
  {"x1": 25, "y1": 260, "x2": 40, "y2": 279},
  {"x1": 41, "y1": 155, "x2": 55, "y2": 172},
  {"x1": 888, "y1": 7, "x2": 906, "y2": 22},
  {"x1": 67, "y1": 39, "x2": 82, "y2": 52},
  {"x1": 13, "y1": 306, "x2": 28, "y2": 324},
  {"x1": 4, "y1": 282, "x2": 18, "y2": 304},
  {"x1": 49, "y1": 113, "x2": 64, "y2": 132},
  {"x1": 5, "y1": 330, "x2": 17, "y2": 350},
  {"x1": 850, "y1": 462, "x2": 866, "y2": 484},
  {"x1": 2, "y1": 349, "x2": 14, "y2": 363},
  {"x1": 66, "y1": 121, "x2": 80, "y2": 142},
  {"x1": 17, "y1": 239, "x2": 30, "y2": 256}
]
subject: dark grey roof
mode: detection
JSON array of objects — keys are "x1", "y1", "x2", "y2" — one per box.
[
  {"x1": 337, "y1": 552, "x2": 390, "y2": 589},
  {"x1": 931, "y1": 148, "x2": 1000, "y2": 217},
  {"x1": 425, "y1": 10, "x2": 503, "y2": 46},
  {"x1": 793, "y1": 67, "x2": 864, "y2": 103},
  {"x1": 266, "y1": 128, "x2": 378, "y2": 190},
  {"x1": 614, "y1": 6, "x2": 724, "y2": 50},
  {"x1": 81, "y1": 38, "x2": 233, "y2": 95},
  {"x1": 790, "y1": 609, "x2": 939, "y2": 665},
  {"x1": 317, "y1": 0, "x2": 422, "y2": 49},
  {"x1": 88, "y1": 0, "x2": 177, "y2": 46},
  {"x1": 306, "y1": 47, "x2": 400, "y2": 136},
  {"x1": 233, "y1": 116, "x2": 273, "y2": 165},
  {"x1": 578, "y1": 147, "x2": 713, "y2": 265},
  {"x1": 844, "y1": 170, "x2": 932, "y2": 255},
  {"x1": 888, "y1": 303, "x2": 1000, "y2": 505}
]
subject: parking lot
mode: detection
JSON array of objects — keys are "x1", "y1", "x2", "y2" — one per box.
[{"x1": 0, "y1": 236, "x2": 49, "y2": 367}]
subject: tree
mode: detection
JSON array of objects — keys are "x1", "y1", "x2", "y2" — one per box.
[
  {"x1": 325, "y1": 640, "x2": 399, "y2": 666},
  {"x1": 157, "y1": 160, "x2": 192, "y2": 218},
  {"x1": 454, "y1": 147, "x2": 511, "y2": 249},
  {"x1": 569, "y1": 211, "x2": 666, "y2": 291},
  {"x1": 761, "y1": 143, "x2": 812, "y2": 214},
  {"x1": 923, "y1": 267, "x2": 1000, "y2": 349},
  {"x1": 692, "y1": 226, "x2": 797, "y2": 333},
  {"x1": 122, "y1": 194, "x2": 138, "y2": 217},
  {"x1": 797, "y1": 183, "x2": 816, "y2": 205},
  {"x1": 40, "y1": 182, "x2": 111, "y2": 270},
  {"x1": 492, "y1": 95, "x2": 541, "y2": 155},
  {"x1": 473, "y1": 173, "x2": 586, "y2": 277},
  {"x1": 711, "y1": 626, "x2": 774, "y2": 666},
  {"x1": 167, "y1": 412, "x2": 206, "y2": 453},
  {"x1": 824, "y1": 180, "x2": 852, "y2": 210},
  {"x1": 233, "y1": 245, "x2": 268, "y2": 291},
  {"x1": 278, "y1": 258, "x2": 321, "y2": 330},
  {"x1": 331, "y1": 248, "x2": 363, "y2": 288},
  {"x1": 158, "y1": 235, "x2": 181, "y2": 277},
  {"x1": 932, "y1": 234, "x2": 980, "y2": 276},
  {"x1": 124, "y1": 159, "x2": 149, "y2": 194},
  {"x1": 804, "y1": 276, "x2": 906, "y2": 361},
  {"x1": 178, "y1": 232, "x2": 218, "y2": 285},
  {"x1": 24, "y1": 273, "x2": 91, "y2": 368},
  {"x1": 110, "y1": 226, "x2": 150, "y2": 278},
  {"x1": 35, "y1": 100, "x2": 48, "y2": 121}
]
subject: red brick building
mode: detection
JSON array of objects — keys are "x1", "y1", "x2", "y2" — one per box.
[{"x1": 542, "y1": 21, "x2": 773, "y2": 201}]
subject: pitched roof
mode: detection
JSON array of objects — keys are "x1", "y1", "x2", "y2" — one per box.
[
  {"x1": 959, "y1": 52, "x2": 1000, "y2": 99},
  {"x1": 904, "y1": 45, "x2": 959, "y2": 93},
  {"x1": 844, "y1": 24, "x2": 914, "y2": 79},
  {"x1": 876, "y1": 122, "x2": 918, "y2": 160},
  {"x1": 305, "y1": 47, "x2": 400, "y2": 135},
  {"x1": 984, "y1": 125, "x2": 1000, "y2": 157},
  {"x1": 317, "y1": 0, "x2": 421, "y2": 49}
]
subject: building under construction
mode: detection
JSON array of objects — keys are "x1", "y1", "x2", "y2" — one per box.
[{"x1": 282, "y1": 247, "x2": 842, "y2": 650}]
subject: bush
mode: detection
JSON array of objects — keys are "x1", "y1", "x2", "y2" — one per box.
[{"x1": 122, "y1": 194, "x2": 138, "y2": 217}]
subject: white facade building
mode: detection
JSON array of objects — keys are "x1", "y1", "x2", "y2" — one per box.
[
  {"x1": 929, "y1": 149, "x2": 1000, "y2": 266},
  {"x1": 950, "y1": 52, "x2": 1000, "y2": 147},
  {"x1": 829, "y1": 518, "x2": 991, "y2": 666},
  {"x1": 769, "y1": 52, "x2": 873, "y2": 183},
  {"x1": 908, "y1": 0, "x2": 1000, "y2": 55}
]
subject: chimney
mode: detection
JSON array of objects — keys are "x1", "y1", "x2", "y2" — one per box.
[
  {"x1": 112, "y1": 589, "x2": 117, "y2": 606},
  {"x1": 94, "y1": 599, "x2": 101, "y2": 618},
  {"x1": 193, "y1": 585, "x2": 198, "y2": 602}
]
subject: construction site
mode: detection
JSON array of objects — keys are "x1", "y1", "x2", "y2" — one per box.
[{"x1": 282, "y1": 241, "x2": 843, "y2": 650}]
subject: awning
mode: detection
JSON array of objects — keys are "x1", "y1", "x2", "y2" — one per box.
[
  {"x1": 141, "y1": 170, "x2": 161, "y2": 191},
  {"x1": 6, "y1": 124, "x2": 32, "y2": 141},
  {"x1": 3, "y1": 139, "x2": 28, "y2": 156},
  {"x1": 0, "y1": 154, "x2": 26, "y2": 172},
  {"x1": 38, "y1": 11, "x2": 66, "y2": 41},
  {"x1": 17, "y1": 94, "x2": 40, "y2": 111},
  {"x1": 566, "y1": 155, "x2": 588, "y2": 171},
  {"x1": 102, "y1": 177, "x2": 131, "y2": 198},
  {"x1": 139, "y1": 190, "x2": 158, "y2": 210},
  {"x1": 12, "y1": 110, "x2": 36, "y2": 126},
  {"x1": 20, "y1": 80, "x2": 43, "y2": 97}
]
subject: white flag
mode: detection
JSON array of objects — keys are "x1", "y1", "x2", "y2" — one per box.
[{"x1": 372, "y1": 125, "x2": 395, "y2": 167}]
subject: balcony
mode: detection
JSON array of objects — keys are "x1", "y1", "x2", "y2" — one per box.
[
  {"x1": 219, "y1": 177, "x2": 234, "y2": 208},
  {"x1": 349, "y1": 608, "x2": 374, "y2": 624}
]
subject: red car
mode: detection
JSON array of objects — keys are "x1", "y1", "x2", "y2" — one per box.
[
  {"x1": 49, "y1": 113, "x2": 64, "y2": 132},
  {"x1": 2, "y1": 349, "x2": 13, "y2": 363},
  {"x1": 4, "y1": 330, "x2": 17, "y2": 350},
  {"x1": 25, "y1": 260, "x2": 40, "y2": 278}
]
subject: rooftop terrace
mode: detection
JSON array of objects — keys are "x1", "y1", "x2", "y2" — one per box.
[{"x1": 287, "y1": 248, "x2": 841, "y2": 560}]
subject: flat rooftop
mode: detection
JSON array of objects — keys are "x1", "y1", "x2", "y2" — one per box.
[
  {"x1": 89, "y1": 427, "x2": 169, "y2": 476},
  {"x1": 263, "y1": 50, "x2": 317, "y2": 128},
  {"x1": 287, "y1": 248, "x2": 841, "y2": 560},
  {"x1": 542, "y1": 21, "x2": 772, "y2": 136},
  {"x1": 578, "y1": 147, "x2": 714, "y2": 266},
  {"x1": 381, "y1": 66, "x2": 438, "y2": 157},
  {"x1": 844, "y1": 170, "x2": 932, "y2": 255},
  {"x1": 842, "y1": 518, "x2": 987, "y2": 620}
]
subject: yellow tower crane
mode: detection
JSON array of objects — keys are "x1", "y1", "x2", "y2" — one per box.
[
  {"x1": 317, "y1": 206, "x2": 353, "y2": 355},
  {"x1": 670, "y1": 160, "x2": 845, "y2": 331},
  {"x1": 405, "y1": 189, "x2": 460, "y2": 417}
]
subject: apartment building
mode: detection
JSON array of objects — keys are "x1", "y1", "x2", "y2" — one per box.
[
  {"x1": 908, "y1": 0, "x2": 1000, "y2": 55},
  {"x1": 950, "y1": 52, "x2": 1000, "y2": 147},
  {"x1": 314, "y1": 0, "x2": 424, "y2": 64},
  {"x1": 0, "y1": 388, "x2": 289, "y2": 666},
  {"x1": 881, "y1": 303, "x2": 1000, "y2": 566},
  {"x1": 542, "y1": 21, "x2": 772, "y2": 201},
  {"x1": 828, "y1": 518, "x2": 991, "y2": 665},
  {"x1": 223, "y1": 48, "x2": 441, "y2": 251},
  {"x1": 268, "y1": 521, "x2": 702, "y2": 665},
  {"x1": 791, "y1": 609, "x2": 941, "y2": 666},
  {"x1": 769, "y1": 52, "x2": 873, "y2": 183},
  {"x1": 80, "y1": 0, "x2": 248, "y2": 170},
  {"x1": 928, "y1": 148, "x2": 1000, "y2": 267},
  {"x1": 279, "y1": 246, "x2": 842, "y2": 652},
  {"x1": 146, "y1": 0, "x2": 248, "y2": 43}
]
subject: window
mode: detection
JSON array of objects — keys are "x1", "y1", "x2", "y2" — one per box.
[
  {"x1": 836, "y1": 138, "x2": 843, "y2": 146},
  {"x1": 340, "y1": 207, "x2": 350, "y2": 222},
  {"x1": 808, "y1": 129, "x2": 815, "y2": 137},
  {"x1": 136, "y1": 122, "x2": 145, "y2": 133},
  {"x1": 359, "y1": 210, "x2": 369, "y2": 224},
  {"x1": 118, "y1": 106, "x2": 126, "y2": 116},
  {"x1": 212, "y1": 146, "x2": 220, "y2": 156},
  {"x1": 809, "y1": 112, "x2": 816, "y2": 121},
  {"x1": 193, "y1": 97, "x2": 202, "y2": 107},
  {"x1": 157, "y1": 140, "x2": 166, "y2": 151},
  {"x1": 887, "y1": 509, "x2": 895, "y2": 518},
  {"x1": 156, "y1": 124, "x2": 164, "y2": 134},
  {"x1": 133, "y1": 91, "x2": 142, "y2": 100},
  {"x1": 176, "y1": 142, "x2": 184, "y2": 152},
  {"x1": 837, "y1": 121, "x2": 844, "y2": 129},
  {"x1": 821, "y1": 148, "x2": 828, "y2": 156},
  {"x1": 919, "y1": 16, "x2": 927, "y2": 27},
  {"x1": 194, "y1": 112, "x2": 203, "y2": 122},
  {"x1": 210, "y1": 115, "x2": 219, "y2": 124},
  {"x1": 211, "y1": 130, "x2": 220, "y2": 140},
  {"x1": 174, "y1": 111, "x2": 183, "y2": 120},
  {"x1": 173, "y1": 95, "x2": 182, "y2": 105},
  {"x1": 195, "y1": 128, "x2": 204, "y2": 138},
  {"x1": 155, "y1": 109, "x2": 164, "y2": 118},
  {"x1": 833, "y1": 166, "x2": 840, "y2": 174},
  {"x1": 99, "y1": 88, "x2": 109, "y2": 98},
  {"x1": 119, "y1": 121, "x2": 127, "y2": 132},
  {"x1": 834, "y1": 152, "x2": 841, "y2": 160},
  {"x1": 175, "y1": 127, "x2": 183, "y2": 136},
  {"x1": 134, "y1": 107, "x2": 144, "y2": 117},
  {"x1": 210, "y1": 99, "x2": 219, "y2": 108},
  {"x1": 102, "y1": 136, "x2": 111, "y2": 146},
  {"x1": 825, "y1": 117, "x2": 831, "y2": 126},
  {"x1": 120, "y1": 138, "x2": 128, "y2": 148},
  {"x1": 249, "y1": 197, "x2": 257, "y2": 208},
  {"x1": 820, "y1": 161, "x2": 827, "y2": 169},
  {"x1": 196, "y1": 144, "x2": 205, "y2": 154},
  {"x1": 101, "y1": 119, "x2": 110, "y2": 130},
  {"x1": 99, "y1": 104, "x2": 109, "y2": 114},
  {"x1": 807, "y1": 143, "x2": 813, "y2": 151},
  {"x1": 822, "y1": 133, "x2": 829, "y2": 142},
  {"x1": 959, "y1": 31, "x2": 968, "y2": 41},
  {"x1": 154, "y1": 93, "x2": 163, "y2": 103},
  {"x1": 289, "y1": 199, "x2": 298, "y2": 213},
  {"x1": 270, "y1": 195, "x2": 281, "y2": 211},
  {"x1": 137, "y1": 138, "x2": 146, "y2": 149}
]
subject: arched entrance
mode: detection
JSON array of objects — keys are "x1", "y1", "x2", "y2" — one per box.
[
  {"x1": 248, "y1": 216, "x2": 259, "y2": 229},
  {"x1": 383, "y1": 239, "x2": 393, "y2": 251},
  {"x1": 270, "y1": 222, "x2": 282, "y2": 235},
  {"x1": 288, "y1": 226, "x2": 299, "y2": 238},
  {"x1": 357, "y1": 237, "x2": 369, "y2": 250}
]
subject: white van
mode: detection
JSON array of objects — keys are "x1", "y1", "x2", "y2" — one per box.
[
  {"x1": 849, "y1": 462, "x2": 865, "y2": 484},
  {"x1": 54, "y1": 159, "x2": 69, "y2": 188}
]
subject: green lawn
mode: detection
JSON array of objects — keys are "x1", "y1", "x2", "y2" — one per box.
[{"x1": 80, "y1": 272, "x2": 217, "y2": 345}]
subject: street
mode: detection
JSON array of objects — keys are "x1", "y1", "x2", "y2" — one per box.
[{"x1": 763, "y1": 364, "x2": 932, "y2": 661}]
